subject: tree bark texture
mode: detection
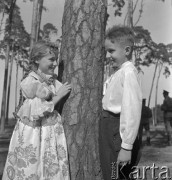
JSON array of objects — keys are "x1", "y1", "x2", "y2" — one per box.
[
  {"x1": 0, "y1": 44, "x2": 10, "y2": 133},
  {"x1": 15, "y1": 53, "x2": 19, "y2": 110},
  {"x1": 6, "y1": 44, "x2": 14, "y2": 124},
  {"x1": 127, "y1": 0, "x2": 133, "y2": 28},
  {"x1": 37, "y1": 0, "x2": 44, "y2": 40},
  {"x1": 154, "y1": 62, "x2": 163, "y2": 124},
  {"x1": 60, "y1": 0, "x2": 107, "y2": 179},
  {"x1": 30, "y1": 0, "x2": 39, "y2": 48}
]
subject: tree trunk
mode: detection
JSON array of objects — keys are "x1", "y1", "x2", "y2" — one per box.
[
  {"x1": 154, "y1": 62, "x2": 163, "y2": 124},
  {"x1": 60, "y1": 0, "x2": 107, "y2": 179},
  {"x1": 0, "y1": 8, "x2": 5, "y2": 32},
  {"x1": 30, "y1": 0, "x2": 39, "y2": 48},
  {"x1": 148, "y1": 60, "x2": 158, "y2": 107},
  {"x1": 0, "y1": 44, "x2": 10, "y2": 133},
  {"x1": 127, "y1": 0, "x2": 133, "y2": 28},
  {"x1": 15, "y1": 53, "x2": 19, "y2": 110},
  {"x1": 0, "y1": 0, "x2": 16, "y2": 133},
  {"x1": 37, "y1": 0, "x2": 44, "y2": 40},
  {"x1": 6, "y1": 44, "x2": 14, "y2": 124}
]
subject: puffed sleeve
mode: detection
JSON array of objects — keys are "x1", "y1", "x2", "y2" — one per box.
[
  {"x1": 20, "y1": 76, "x2": 52, "y2": 99},
  {"x1": 20, "y1": 76, "x2": 39, "y2": 99},
  {"x1": 17, "y1": 76, "x2": 55, "y2": 120}
]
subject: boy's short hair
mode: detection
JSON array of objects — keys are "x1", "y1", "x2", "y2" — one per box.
[{"x1": 106, "y1": 25, "x2": 134, "y2": 48}]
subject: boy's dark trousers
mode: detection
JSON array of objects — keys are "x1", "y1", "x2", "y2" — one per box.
[{"x1": 99, "y1": 110, "x2": 141, "y2": 180}]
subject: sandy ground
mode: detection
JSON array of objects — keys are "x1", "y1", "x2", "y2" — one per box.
[
  {"x1": 138, "y1": 123, "x2": 172, "y2": 180},
  {"x1": 0, "y1": 121, "x2": 172, "y2": 180}
]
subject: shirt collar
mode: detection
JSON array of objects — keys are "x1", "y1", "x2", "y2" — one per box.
[{"x1": 120, "y1": 61, "x2": 132, "y2": 69}]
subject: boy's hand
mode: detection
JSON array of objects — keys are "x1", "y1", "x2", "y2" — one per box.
[{"x1": 117, "y1": 148, "x2": 131, "y2": 165}]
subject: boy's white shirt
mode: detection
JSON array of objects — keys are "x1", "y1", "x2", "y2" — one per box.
[{"x1": 102, "y1": 61, "x2": 142, "y2": 150}]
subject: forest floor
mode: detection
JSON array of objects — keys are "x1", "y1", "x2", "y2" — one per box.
[
  {"x1": 138, "y1": 123, "x2": 172, "y2": 180},
  {"x1": 0, "y1": 120, "x2": 172, "y2": 180}
]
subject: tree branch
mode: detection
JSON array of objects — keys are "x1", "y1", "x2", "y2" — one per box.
[
  {"x1": 124, "y1": 11, "x2": 128, "y2": 25},
  {"x1": 134, "y1": 44, "x2": 153, "y2": 51},
  {"x1": 134, "y1": 0, "x2": 144, "y2": 26},
  {"x1": 133, "y1": 0, "x2": 139, "y2": 14},
  {"x1": 0, "y1": 9, "x2": 5, "y2": 32}
]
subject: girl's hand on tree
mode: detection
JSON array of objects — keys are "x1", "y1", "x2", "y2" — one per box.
[
  {"x1": 52, "y1": 82, "x2": 72, "y2": 105},
  {"x1": 57, "y1": 82, "x2": 72, "y2": 98}
]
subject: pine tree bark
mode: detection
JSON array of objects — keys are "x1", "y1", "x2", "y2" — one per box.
[
  {"x1": 127, "y1": 0, "x2": 133, "y2": 28},
  {"x1": 30, "y1": 0, "x2": 39, "y2": 48},
  {"x1": 60, "y1": 0, "x2": 107, "y2": 179},
  {"x1": 154, "y1": 62, "x2": 163, "y2": 124},
  {"x1": 0, "y1": 44, "x2": 10, "y2": 133},
  {"x1": 15, "y1": 54, "x2": 19, "y2": 110},
  {"x1": 148, "y1": 60, "x2": 158, "y2": 108},
  {"x1": 6, "y1": 43, "x2": 14, "y2": 124},
  {"x1": 37, "y1": 0, "x2": 44, "y2": 40},
  {"x1": 30, "y1": 0, "x2": 44, "y2": 48}
]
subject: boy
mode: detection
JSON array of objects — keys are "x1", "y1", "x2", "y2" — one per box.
[{"x1": 99, "y1": 26, "x2": 142, "y2": 180}]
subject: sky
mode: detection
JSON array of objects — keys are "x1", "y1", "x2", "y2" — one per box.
[{"x1": 0, "y1": 0, "x2": 172, "y2": 117}]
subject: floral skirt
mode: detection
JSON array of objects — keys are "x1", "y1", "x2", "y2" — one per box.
[{"x1": 2, "y1": 112, "x2": 70, "y2": 180}]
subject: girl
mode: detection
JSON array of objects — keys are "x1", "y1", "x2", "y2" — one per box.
[{"x1": 2, "y1": 41, "x2": 71, "y2": 180}]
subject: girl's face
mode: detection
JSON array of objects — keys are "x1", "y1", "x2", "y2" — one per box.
[{"x1": 37, "y1": 55, "x2": 58, "y2": 75}]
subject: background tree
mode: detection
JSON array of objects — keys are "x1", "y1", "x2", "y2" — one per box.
[
  {"x1": 0, "y1": 1, "x2": 30, "y2": 130},
  {"x1": 0, "y1": 0, "x2": 9, "y2": 33},
  {"x1": 5, "y1": 40, "x2": 15, "y2": 125},
  {"x1": 5, "y1": 4, "x2": 29, "y2": 123},
  {"x1": 60, "y1": 0, "x2": 107, "y2": 179},
  {"x1": 146, "y1": 43, "x2": 172, "y2": 123},
  {"x1": 30, "y1": 0, "x2": 39, "y2": 48},
  {"x1": 40, "y1": 22, "x2": 58, "y2": 42},
  {"x1": 30, "y1": 0, "x2": 45, "y2": 48},
  {"x1": 36, "y1": 0, "x2": 44, "y2": 39},
  {"x1": 0, "y1": 0, "x2": 17, "y2": 134},
  {"x1": 30, "y1": 0, "x2": 43, "y2": 48}
]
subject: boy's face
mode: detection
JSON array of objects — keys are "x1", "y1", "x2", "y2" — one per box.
[
  {"x1": 37, "y1": 55, "x2": 58, "y2": 75},
  {"x1": 105, "y1": 39, "x2": 129, "y2": 69}
]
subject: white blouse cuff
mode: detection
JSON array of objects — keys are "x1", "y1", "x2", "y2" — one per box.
[{"x1": 121, "y1": 142, "x2": 133, "y2": 150}]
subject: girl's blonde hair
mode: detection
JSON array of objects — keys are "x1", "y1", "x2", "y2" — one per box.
[{"x1": 29, "y1": 41, "x2": 59, "y2": 71}]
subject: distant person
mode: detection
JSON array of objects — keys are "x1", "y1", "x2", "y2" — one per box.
[
  {"x1": 2, "y1": 41, "x2": 71, "y2": 180},
  {"x1": 139, "y1": 99, "x2": 152, "y2": 146},
  {"x1": 99, "y1": 26, "x2": 142, "y2": 180},
  {"x1": 161, "y1": 90, "x2": 172, "y2": 146}
]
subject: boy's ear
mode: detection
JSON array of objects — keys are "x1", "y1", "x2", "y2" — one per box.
[{"x1": 125, "y1": 46, "x2": 131, "y2": 56}]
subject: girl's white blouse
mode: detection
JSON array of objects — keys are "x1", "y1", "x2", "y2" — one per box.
[{"x1": 17, "y1": 71, "x2": 62, "y2": 121}]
